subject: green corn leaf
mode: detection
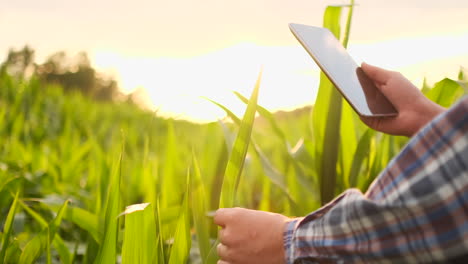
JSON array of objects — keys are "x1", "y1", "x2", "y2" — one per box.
[
  {"x1": 161, "y1": 120, "x2": 180, "y2": 208},
  {"x1": 209, "y1": 139, "x2": 228, "y2": 214},
  {"x1": 18, "y1": 199, "x2": 69, "y2": 264},
  {"x1": 458, "y1": 67, "x2": 465, "y2": 81},
  {"x1": 190, "y1": 155, "x2": 217, "y2": 264},
  {"x1": 0, "y1": 175, "x2": 19, "y2": 195},
  {"x1": 121, "y1": 203, "x2": 157, "y2": 264},
  {"x1": 18, "y1": 200, "x2": 47, "y2": 226},
  {"x1": 234, "y1": 91, "x2": 287, "y2": 145},
  {"x1": 3, "y1": 240, "x2": 20, "y2": 263},
  {"x1": 258, "y1": 175, "x2": 272, "y2": 212},
  {"x1": 348, "y1": 129, "x2": 373, "y2": 187},
  {"x1": 46, "y1": 231, "x2": 51, "y2": 264},
  {"x1": 205, "y1": 98, "x2": 241, "y2": 124},
  {"x1": 141, "y1": 136, "x2": 159, "y2": 208},
  {"x1": 312, "y1": 5, "x2": 343, "y2": 205},
  {"x1": 364, "y1": 134, "x2": 390, "y2": 190},
  {"x1": 421, "y1": 77, "x2": 432, "y2": 94},
  {"x1": 51, "y1": 234, "x2": 70, "y2": 264},
  {"x1": 39, "y1": 201, "x2": 102, "y2": 245},
  {"x1": 155, "y1": 198, "x2": 165, "y2": 264},
  {"x1": 340, "y1": 101, "x2": 358, "y2": 190},
  {"x1": 0, "y1": 191, "x2": 19, "y2": 264},
  {"x1": 17, "y1": 200, "x2": 72, "y2": 264},
  {"x1": 168, "y1": 171, "x2": 191, "y2": 264},
  {"x1": 215, "y1": 90, "x2": 303, "y2": 211},
  {"x1": 219, "y1": 71, "x2": 261, "y2": 208},
  {"x1": 93, "y1": 149, "x2": 123, "y2": 264},
  {"x1": 63, "y1": 207, "x2": 101, "y2": 245},
  {"x1": 234, "y1": 92, "x2": 314, "y2": 213},
  {"x1": 425, "y1": 78, "x2": 464, "y2": 107},
  {"x1": 312, "y1": 3, "x2": 356, "y2": 205},
  {"x1": 216, "y1": 112, "x2": 296, "y2": 205},
  {"x1": 342, "y1": 0, "x2": 355, "y2": 48},
  {"x1": 251, "y1": 142, "x2": 298, "y2": 205}
]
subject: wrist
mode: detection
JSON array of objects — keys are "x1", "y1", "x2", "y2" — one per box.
[
  {"x1": 419, "y1": 100, "x2": 445, "y2": 135},
  {"x1": 407, "y1": 99, "x2": 445, "y2": 137}
]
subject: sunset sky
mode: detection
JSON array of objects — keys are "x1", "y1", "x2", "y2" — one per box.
[{"x1": 2, "y1": 0, "x2": 468, "y2": 122}]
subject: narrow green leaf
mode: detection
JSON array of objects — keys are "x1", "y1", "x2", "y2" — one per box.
[
  {"x1": 93, "y1": 150, "x2": 122, "y2": 264},
  {"x1": 0, "y1": 191, "x2": 19, "y2": 264},
  {"x1": 17, "y1": 201, "x2": 72, "y2": 264},
  {"x1": 18, "y1": 200, "x2": 69, "y2": 264},
  {"x1": 168, "y1": 171, "x2": 191, "y2": 264},
  {"x1": 312, "y1": 6, "x2": 344, "y2": 205},
  {"x1": 209, "y1": 139, "x2": 229, "y2": 213},
  {"x1": 215, "y1": 89, "x2": 302, "y2": 210},
  {"x1": 234, "y1": 91, "x2": 287, "y2": 145},
  {"x1": 0, "y1": 175, "x2": 19, "y2": 195},
  {"x1": 340, "y1": 101, "x2": 357, "y2": 189},
  {"x1": 3, "y1": 240, "x2": 20, "y2": 263},
  {"x1": 234, "y1": 92, "x2": 314, "y2": 213},
  {"x1": 161, "y1": 120, "x2": 180, "y2": 208},
  {"x1": 64, "y1": 207, "x2": 101, "y2": 245},
  {"x1": 219, "y1": 71, "x2": 261, "y2": 208},
  {"x1": 458, "y1": 67, "x2": 465, "y2": 81},
  {"x1": 190, "y1": 155, "x2": 213, "y2": 264},
  {"x1": 205, "y1": 98, "x2": 241, "y2": 124},
  {"x1": 155, "y1": 199, "x2": 165, "y2": 264},
  {"x1": 52, "y1": 234, "x2": 71, "y2": 264},
  {"x1": 348, "y1": 129, "x2": 373, "y2": 187},
  {"x1": 17, "y1": 200, "x2": 47, "y2": 227},
  {"x1": 40, "y1": 202, "x2": 102, "y2": 244},
  {"x1": 46, "y1": 231, "x2": 51, "y2": 264},
  {"x1": 342, "y1": 0, "x2": 355, "y2": 48},
  {"x1": 364, "y1": 134, "x2": 390, "y2": 190},
  {"x1": 251, "y1": 143, "x2": 297, "y2": 204}
]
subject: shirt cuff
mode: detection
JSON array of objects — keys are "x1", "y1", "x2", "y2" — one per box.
[{"x1": 283, "y1": 217, "x2": 303, "y2": 264}]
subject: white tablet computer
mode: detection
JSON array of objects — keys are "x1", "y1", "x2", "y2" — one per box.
[{"x1": 289, "y1": 23, "x2": 397, "y2": 117}]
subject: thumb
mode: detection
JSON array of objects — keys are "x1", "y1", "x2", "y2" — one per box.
[{"x1": 361, "y1": 62, "x2": 393, "y2": 84}]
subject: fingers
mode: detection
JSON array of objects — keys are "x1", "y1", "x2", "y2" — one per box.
[
  {"x1": 218, "y1": 228, "x2": 228, "y2": 244},
  {"x1": 361, "y1": 62, "x2": 394, "y2": 85},
  {"x1": 218, "y1": 227, "x2": 239, "y2": 247},
  {"x1": 215, "y1": 208, "x2": 243, "y2": 247},
  {"x1": 217, "y1": 243, "x2": 233, "y2": 262}
]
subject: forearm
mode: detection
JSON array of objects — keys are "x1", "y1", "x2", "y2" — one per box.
[{"x1": 284, "y1": 96, "x2": 468, "y2": 263}]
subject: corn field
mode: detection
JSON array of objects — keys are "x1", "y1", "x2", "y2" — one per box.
[{"x1": 0, "y1": 4, "x2": 466, "y2": 264}]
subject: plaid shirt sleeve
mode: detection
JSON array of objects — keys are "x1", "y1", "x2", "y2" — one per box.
[{"x1": 284, "y1": 96, "x2": 468, "y2": 264}]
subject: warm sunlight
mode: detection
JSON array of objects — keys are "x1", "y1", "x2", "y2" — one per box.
[
  {"x1": 2, "y1": 0, "x2": 468, "y2": 122},
  {"x1": 93, "y1": 30, "x2": 468, "y2": 122}
]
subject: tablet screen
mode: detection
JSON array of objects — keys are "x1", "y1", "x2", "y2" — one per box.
[{"x1": 289, "y1": 23, "x2": 397, "y2": 117}]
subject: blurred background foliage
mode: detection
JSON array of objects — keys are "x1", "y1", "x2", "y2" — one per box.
[{"x1": 1, "y1": 46, "x2": 132, "y2": 102}]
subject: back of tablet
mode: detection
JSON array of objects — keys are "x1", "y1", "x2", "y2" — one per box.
[{"x1": 289, "y1": 23, "x2": 397, "y2": 117}]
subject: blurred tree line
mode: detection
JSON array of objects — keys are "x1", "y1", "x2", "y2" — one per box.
[{"x1": 0, "y1": 46, "x2": 129, "y2": 102}]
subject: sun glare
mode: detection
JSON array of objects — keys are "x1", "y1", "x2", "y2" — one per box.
[{"x1": 91, "y1": 30, "x2": 468, "y2": 123}]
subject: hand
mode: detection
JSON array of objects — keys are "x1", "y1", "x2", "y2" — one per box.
[
  {"x1": 359, "y1": 62, "x2": 445, "y2": 137},
  {"x1": 213, "y1": 207, "x2": 291, "y2": 264}
]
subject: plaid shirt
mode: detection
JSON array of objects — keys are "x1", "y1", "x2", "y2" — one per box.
[{"x1": 284, "y1": 96, "x2": 468, "y2": 263}]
